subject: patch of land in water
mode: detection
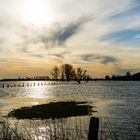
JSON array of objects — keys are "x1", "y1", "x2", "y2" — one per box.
[{"x1": 8, "y1": 101, "x2": 94, "y2": 119}]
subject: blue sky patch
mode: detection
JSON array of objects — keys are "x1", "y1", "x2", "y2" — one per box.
[
  {"x1": 109, "y1": 1, "x2": 140, "y2": 19},
  {"x1": 101, "y1": 29, "x2": 140, "y2": 46}
]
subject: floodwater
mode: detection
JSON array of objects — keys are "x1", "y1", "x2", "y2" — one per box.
[{"x1": 0, "y1": 81, "x2": 140, "y2": 139}]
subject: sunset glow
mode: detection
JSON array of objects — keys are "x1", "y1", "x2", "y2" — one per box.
[
  {"x1": 0, "y1": 0, "x2": 140, "y2": 78},
  {"x1": 22, "y1": 0, "x2": 52, "y2": 25}
]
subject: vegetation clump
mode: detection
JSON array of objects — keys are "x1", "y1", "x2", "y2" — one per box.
[{"x1": 8, "y1": 101, "x2": 93, "y2": 119}]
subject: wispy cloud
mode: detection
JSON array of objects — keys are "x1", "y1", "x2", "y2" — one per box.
[
  {"x1": 109, "y1": 4, "x2": 140, "y2": 20},
  {"x1": 31, "y1": 54, "x2": 44, "y2": 58},
  {"x1": 80, "y1": 54, "x2": 119, "y2": 64},
  {"x1": 101, "y1": 56, "x2": 118, "y2": 64},
  {"x1": 101, "y1": 28, "x2": 140, "y2": 47},
  {"x1": 22, "y1": 16, "x2": 91, "y2": 47},
  {"x1": 0, "y1": 0, "x2": 140, "y2": 78}
]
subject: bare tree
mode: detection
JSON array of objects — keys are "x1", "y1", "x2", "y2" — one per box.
[
  {"x1": 75, "y1": 67, "x2": 91, "y2": 84},
  {"x1": 51, "y1": 66, "x2": 60, "y2": 80},
  {"x1": 60, "y1": 64, "x2": 75, "y2": 81},
  {"x1": 84, "y1": 74, "x2": 91, "y2": 83},
  {"x1": 51, "y1": 64, "x2": 91, "y2": 83},
  {"x1": 75, "y1": 67, "x2": 86, "y2": 84}
]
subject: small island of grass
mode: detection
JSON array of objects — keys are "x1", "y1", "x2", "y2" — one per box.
[{"x1": 8, "y1": 101, "x2": 94, "y2": 119}]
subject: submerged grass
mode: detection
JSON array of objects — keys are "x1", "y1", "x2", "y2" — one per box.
[{"x1": 8, "y1": 101, "x2": 93, "y2": 119}]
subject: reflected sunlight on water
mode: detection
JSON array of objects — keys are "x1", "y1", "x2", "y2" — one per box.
[
  {"x1": 0, "y1": 81, "x2": 140, "y2": 118},
  {"x1": 0, "y1": 81, "x2": 140, "y2": 139}
]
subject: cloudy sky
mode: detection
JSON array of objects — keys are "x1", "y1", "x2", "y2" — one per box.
[{"x1": 0, "y1": 0, "x2": 140, "y2": 78}]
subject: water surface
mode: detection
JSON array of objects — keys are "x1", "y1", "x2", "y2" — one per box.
[{"x1": 0, "y1": 81, "x2": 140, "y2": 139}]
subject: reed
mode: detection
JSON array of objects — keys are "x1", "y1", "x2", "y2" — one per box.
[{"x1": 0, "y1": 118, "x2": 88, "y2": 140}]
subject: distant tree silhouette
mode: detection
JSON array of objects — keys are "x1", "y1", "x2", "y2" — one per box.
[
  {"x1": 105, "y1": 75, "x2": 110, "y2": 80},
  {"x1": 60, "y1": 64, "x2": 75, "y2": 81},
  {"x1": 104, "y1": 71, "x2": 140, "y2": 81},
  {"x1": 50, "y1": 64, "x2": 92, "y2": 83},
  {"x1": 132, "y1": 72, "x2": 140, "y2": 80},
  {"x1": 34, "y1": 76, "x2": 50, "y2": 80},
  {"x1": 111, "y1": 74, "x2": 116, "y2": 80},
  {"x1": 51, "y1": 66, "x2": 60, "y2": 80},
  {"x1": 75, "y1": 67, "x2": 90, "y2": 84},
  {"x1": 126, "y1": 71, "x2": 131, "y2": 77}
]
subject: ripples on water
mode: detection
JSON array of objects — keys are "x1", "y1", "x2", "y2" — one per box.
[{"x1": 0, "y1": 81, "x2": 140, "y2": 139}]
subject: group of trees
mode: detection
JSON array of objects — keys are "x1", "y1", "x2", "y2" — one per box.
[
  {"x1": 105, "y1": 72, "x2": 140, "y2": 81},
  {"x1": 51, "y1": 64, "x2": 91, "y2": 84}
]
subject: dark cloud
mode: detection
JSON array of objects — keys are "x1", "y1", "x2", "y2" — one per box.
[
  {"x1": 101, "y1": 56, "x2": 118, "y2": 64},
  {"x1": 80, "y1": 54, "x2": 119, "y2": 64},
  {"x1": 53, "y1": 24, "x2": 80, "y2": 45},
  {"x1": 80, "y1": 54, "x2": 94, "y2": 61},
  {"x1": 80, "y1": 54, "x2": 101, "y2": 62},
  {"x1": 51, "y1": 17, "x2": 89, "y2": 45}
]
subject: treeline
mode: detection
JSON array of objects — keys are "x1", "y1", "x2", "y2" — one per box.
[
  {"x1": 51, "y1": 64, "x2": 91, "y2": 84},
  {"x1": 105, "y1": 72, "x2": 140, "y2": 81},
  {"x1": 1, "y1": 65, "x2": 140, "y2": 82},
  {"x1": 1, "y1": 76, "x2": 50, "y2": 81}
]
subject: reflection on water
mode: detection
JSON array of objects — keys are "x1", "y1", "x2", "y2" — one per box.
[
  {"x1": 0, "y1": 81, "x2": 140, "y2": 139},
  {"x1": 28, "y1": 85, "x2": 50, "y2": 99},
  {"x1": 1, "y1": 117, "x2": 90, "y2": 140}
]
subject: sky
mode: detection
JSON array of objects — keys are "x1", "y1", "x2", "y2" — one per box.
[{"x1": 0, "y1": 0, "x2": 140, "y2": 78}]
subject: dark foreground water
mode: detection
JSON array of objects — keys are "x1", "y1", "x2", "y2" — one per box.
[{"x1": 0, "y1": 81, "x2": 140, "y2": 139}]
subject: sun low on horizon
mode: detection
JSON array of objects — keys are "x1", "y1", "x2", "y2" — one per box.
[{"x1": 0, "y1": 0, "x2": 140, "y2": 78}]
